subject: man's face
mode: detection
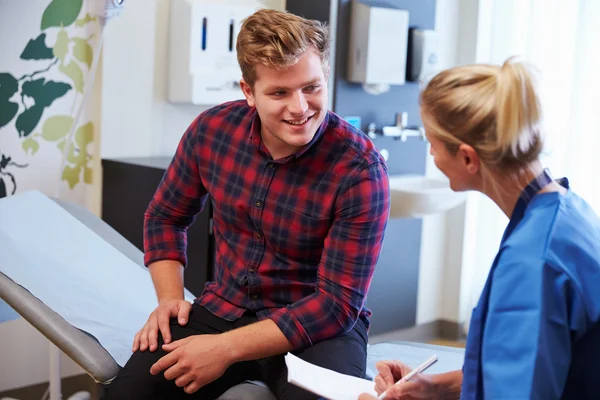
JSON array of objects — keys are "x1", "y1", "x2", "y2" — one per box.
[{"x1": 241, "y1": 49, "x2": 329, "y2": 159}]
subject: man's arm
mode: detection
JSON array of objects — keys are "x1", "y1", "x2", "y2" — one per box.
[
  {"x1": 148, "y1": 260, "x2": 185, "y2": 303},
  {"x1": 143, "y1": 115, "x2": 208, "y2": 269},
  {"x1": 269, "y1": 162, "x2": 390, "y2": 348},
  {"x1": 134, "y1": 116, "x2": 207, "y2": 352},
  {"x1": 221, "y1": 319, "x2": 293, "y2": 363}
]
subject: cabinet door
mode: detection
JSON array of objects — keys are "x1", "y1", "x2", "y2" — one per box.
[{"x1": 102, "y1": 159, "x2": 213, "y2": 297}]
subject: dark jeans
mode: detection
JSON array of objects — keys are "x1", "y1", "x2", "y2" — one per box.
[{"x1": 101, "y1": 303, "x2": 368, "y2": 400}]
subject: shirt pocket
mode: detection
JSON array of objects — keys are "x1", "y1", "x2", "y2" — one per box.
[{"x1": 268, "y1": 206, "x2": 330, "y2": 265}]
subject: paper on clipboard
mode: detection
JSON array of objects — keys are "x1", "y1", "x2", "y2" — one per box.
[{"x1": 285, "y1": 353, "x2": 378, "y2": 400}]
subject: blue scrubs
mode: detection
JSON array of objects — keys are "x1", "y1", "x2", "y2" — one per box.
[{"x1": 462, "y1": 176, "x2": 600, "y2": 399}]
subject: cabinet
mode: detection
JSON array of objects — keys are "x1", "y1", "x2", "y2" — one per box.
[{"x1": 101, "y1": 157, "x2": 214, "y2": 297}]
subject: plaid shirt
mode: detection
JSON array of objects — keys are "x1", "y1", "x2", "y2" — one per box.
[{"x1": 144, "y1": 100, "x2": 390, "y2": 349}]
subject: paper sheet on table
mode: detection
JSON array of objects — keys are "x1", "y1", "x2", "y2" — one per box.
[
  {"x1": 285, "y1": 353, "x2": 377, "y2": 400},
  {"x1": 0, "y1": 191, "x2": 195, "y2": 366}
]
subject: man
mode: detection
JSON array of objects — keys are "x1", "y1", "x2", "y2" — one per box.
[{"x1": 102, "y1": 8, "x2": 390, "y2": 400}]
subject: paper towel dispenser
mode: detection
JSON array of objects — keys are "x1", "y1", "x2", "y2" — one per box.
[{"x1": 346, "y1": 0, "x2": 409, "y2": 86}]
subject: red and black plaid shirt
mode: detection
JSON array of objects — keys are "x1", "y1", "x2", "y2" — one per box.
[{"x1": 144, "y1": 100, "x2": 390, "y2": 348}]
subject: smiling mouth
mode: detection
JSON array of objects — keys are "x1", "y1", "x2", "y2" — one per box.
[{"x1": 283, "y1": 115, "x2": 314, "y2": 125}]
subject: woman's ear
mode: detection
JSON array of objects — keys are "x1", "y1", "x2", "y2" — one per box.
[{"x1": 458, "y1": 143, "x2": 480, "y2": 175}]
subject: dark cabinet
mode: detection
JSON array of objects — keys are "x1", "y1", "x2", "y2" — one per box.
[{"x1": 101, "y1": 157, "x2": 214, "y2": 297}]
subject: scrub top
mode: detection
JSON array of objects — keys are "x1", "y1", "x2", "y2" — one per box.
[{"x1": 462, "y1": 174, "x2": 600, "y2": 399}]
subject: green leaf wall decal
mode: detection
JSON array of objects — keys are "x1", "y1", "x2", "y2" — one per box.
[
  {"x1": 59, "y1": 61, "x2": 84, "y2": 92},
  {"x1": 84, "y1": 166, "x2": 93, "y2": 184},
  {"x1": 41, "y1": 0, "x2": 83, "y2": 30},
  {"x1": 0, "y1": 73, "x2": 19, "y2": 128},
  {"x1": 21, "y1": 34, "x2": 54, "y2": 60},
  {"x1": 42, "y1": 115, "x2": 74, "y2": 141},
  {"x1": 72, "y1": 38, "x2": 93, "y2": 67},
  {"x1": 53, "y1": 30, "x2": 69, "y2": 61},
  {"x1": 16, "y1": 105, "x2": 45, "y2": 137},
  {"x1": 16, "y1": 79, "x2": 71, "y2": 136},
  {"x1": 75, "y1": 121, "x2": 93, "y2": 151},
  {"x1": 62, "y1": 164, "x2": 81, "y2": 188},
  {"x1": 22, "y1": 137, "x2": 41, "y2": 155},
  {"x1": 75, "y1": 13, "x2": 96, "y2": 28},
  {"x1": 22, "y1": 78, "x2": 71, "y2": 107}
]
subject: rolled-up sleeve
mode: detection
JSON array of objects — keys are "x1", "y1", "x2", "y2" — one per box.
[
  {"x1": 143, "y1": 119, "x2": 208, "y2": 268},
  {"x1": 269, "y1": 162, "x2": 390, "y2": 348}
]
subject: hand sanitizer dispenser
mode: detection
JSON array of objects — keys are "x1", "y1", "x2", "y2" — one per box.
[
  {"x1": 346, "y1": 0, "x2": 409, "y2": 86},
  {"x1": 407, "y1": 28, "x2": 439, "y2": 83},
  {"x1": 168, "y1": 0, "x2": 260, "y2": 105}
]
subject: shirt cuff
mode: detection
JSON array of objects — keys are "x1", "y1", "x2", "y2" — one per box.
[
  {"x1": 269, "y1": 307, "x2": 313, "y2": 349},
  {"x1": 143, "y1": 249, "x2": 187, "y2": 268}
]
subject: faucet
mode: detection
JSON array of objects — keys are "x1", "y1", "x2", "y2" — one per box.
[{"x1": 367, "y1": 112, "x2": 426, "y2": 142}]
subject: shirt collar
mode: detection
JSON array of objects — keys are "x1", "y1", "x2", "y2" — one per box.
[{"x1": 248, "y1": 110, "x2": 330, "y2": 162}]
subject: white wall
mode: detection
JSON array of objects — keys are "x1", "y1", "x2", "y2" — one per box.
[
  {"x1": 416, "y1": 0, "x2": 482, "y2": 325},
  {"x1": 0, "y1": 320, "x2": 84, "y2": 392},
  {"x1": 100, "y1": 0, "x2": 286, "y2": 159}
]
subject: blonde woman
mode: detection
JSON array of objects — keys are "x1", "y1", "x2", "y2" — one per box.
[{"x1": 361, "y1": 60, "x2": 600, "y2": 399}]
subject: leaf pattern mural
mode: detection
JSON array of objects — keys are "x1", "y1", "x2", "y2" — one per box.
[
  {"x1": 20, "y1": 34, "x2": 54, "y2": 60},
  {"x1": 0, "y1": 73, "x2": 20, "y2": 128},
  {"x1": 1, "y1": 0, "x2": 97, "y2": 196},
  {"x1": 15, "y1": 79, "x2": 71, "y2": 137},
  {"x1": 41, "y1": 0, "x2": 83, "y2": 30}
]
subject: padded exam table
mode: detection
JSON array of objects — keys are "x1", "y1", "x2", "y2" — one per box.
[{"x1": 0, "y1": 191, "x2": 464, "y2": 399}]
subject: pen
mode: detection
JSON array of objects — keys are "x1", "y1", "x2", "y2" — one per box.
[{"x1": 377, "y1": 354, "x2": 438, "y2": 400}]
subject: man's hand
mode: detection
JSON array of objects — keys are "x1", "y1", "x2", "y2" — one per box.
[
  {"x1": 132, "y1": 299, "x2": 192, "y2": 352},
  {"x1": 358, "y1": 360, "x2": 438, "y2": 400},
  {"x1": 150, "y1": 334, "x2": 233, "y2": 394}
]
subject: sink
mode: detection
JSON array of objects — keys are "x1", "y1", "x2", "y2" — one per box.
[{"x1": 388, "y1": 175, "x2": 467, "y2": 218}]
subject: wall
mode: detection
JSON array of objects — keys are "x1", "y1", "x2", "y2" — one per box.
[
  {"x1": 417, "y1": 0, "x2": 487, "y2": 326},
  {"x1": 100, "y1": 0, "x2": 286, "y2": 160}
]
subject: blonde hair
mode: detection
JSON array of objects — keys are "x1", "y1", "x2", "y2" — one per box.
[
  {"x1": 236, "y1": 9, "x2": 330, "y2": 87},
  {"x1": 420, "y1": 58, "x2": 543, "y2": 172}
]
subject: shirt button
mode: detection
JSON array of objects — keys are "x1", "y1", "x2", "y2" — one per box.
[
  {"x1": 255, "y1": 232, "x2": 262, "y2": 239},
  {"x1": 250, "y1": 268, "x2": 256, "y2": 273},
  {"x1": 251, "y1": 294, "x2": 259, "y2": 300},
  {"x1": 255, "y1": 200, "x2": 262, "y2": 207},
  {"x1": 268, "y1": 164, "x2": 275, "y2": 169}
]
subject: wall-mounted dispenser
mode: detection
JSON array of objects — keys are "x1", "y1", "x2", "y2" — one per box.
[
  {"x1": 168, "y1": 0, "x2": 260, "y2": 105},
  {"x1": 346, "y1": 0, "x2": 409, "y2": 92},
  {"x1": 407, "y1": 28, "x2": 438, "y2": 83}
]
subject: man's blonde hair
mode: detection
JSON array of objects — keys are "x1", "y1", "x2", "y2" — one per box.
[
  {"x1": 420, "y1": 58, "x2": 543, "y2": 173},
  {"x1": 236, "y1": 9, "x2": 330, "y2": 87}
]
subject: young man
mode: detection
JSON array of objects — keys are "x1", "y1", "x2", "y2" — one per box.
[{"x1": 102, "y1": 9, "x2": 390, "y2": 400}]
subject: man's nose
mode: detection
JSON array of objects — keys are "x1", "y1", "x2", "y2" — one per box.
[{"x1": 287, "y1": 91, "x2": 308, "y2": 115}]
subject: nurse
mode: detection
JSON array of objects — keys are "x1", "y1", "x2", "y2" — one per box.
[{"x1": 361, "y1": 59, "x2": 600, "y2": 399}]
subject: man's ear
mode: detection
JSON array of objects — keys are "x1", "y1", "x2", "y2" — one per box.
[
  {"x1": 240, "y1": 79, "x2": 255, "y2": 107},
  {"x1": 458, "y1": 143, "x2": 480, "y2": 175},
  {"x1": 323, "y1": 65, "x2": 331, "y2": 82}
]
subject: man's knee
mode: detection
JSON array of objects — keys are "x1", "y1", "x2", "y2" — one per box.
[{"x1": 101, "y1": 350, "x2": 170, "y2": 400}]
